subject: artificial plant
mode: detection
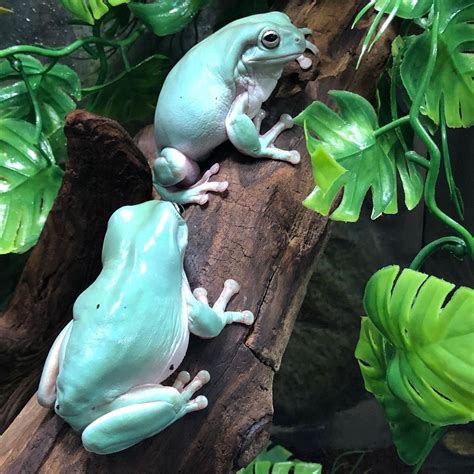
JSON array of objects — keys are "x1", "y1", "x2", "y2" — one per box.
[
  {"x1": 296, "y1": 0, "x2": 473, "y2": 470},
  {"x1": 0, "y1": 0, "x2": 270, "y2": 258}
]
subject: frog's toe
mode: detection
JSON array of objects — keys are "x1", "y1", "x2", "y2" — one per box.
[
  {"x1": 193, "y1": 287, "x2": 209, "y2": 304},
  {"x1": 242, "y1": 310, "x2": 255, "y2": 325},
  {"x1": 279, "y1": 114, "x2": 294, "y2": 129},
  {"x1": 185, "y1": 395, "x2": 208, "y2": 414},
  {"x1": 181, "y1": 370, "x2": 211, "y2": 402},
  {"x1": 289, "y1": 150, "x2": 301, "y2": 164},
  {"x1": 173, "y1": 371, "x2": 191, "y2": 391}
]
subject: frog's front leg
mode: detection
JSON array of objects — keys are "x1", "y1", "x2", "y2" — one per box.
[
  {"x1": 226, "y1": 93, "x2": 300, "y2": 164},
  {"x1": 81, "y1": 370, "x2": 210, "y2": 454},
  {"x1": 153, "y1": 148, "x2": 228, "y2": 205},
  {"x1": 187, "y1": 279, "x2": 254, "y2": 338}
]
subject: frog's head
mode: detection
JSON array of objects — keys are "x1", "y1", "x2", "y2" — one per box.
[
  {"x1": 237, "y1": 12, "x2": 318, "y2": 69},
  {"x1": 105, "y1": 200, "x2": 188, "y2": 264}
]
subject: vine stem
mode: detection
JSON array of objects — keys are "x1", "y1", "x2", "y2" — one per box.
[
  {"x1": 373, "y1": 115, "x2": 410, "y2": 137},
  {"x1": 409, "y1": 1, "x2": 474, "y2": 259},
  {"x1": 9, "y1": 56, "x2": 42, "y2": 144},
  {"x1": 409, "y1": 236, "x2": 467, "y2": 270},
  {"x1": 0, "y1": 26, "x2": 145, "y2": 59}
]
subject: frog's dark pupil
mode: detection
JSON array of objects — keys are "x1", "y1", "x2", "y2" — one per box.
[{"x1": 265, "y1": 34, "x2": 278, "y2": 42}]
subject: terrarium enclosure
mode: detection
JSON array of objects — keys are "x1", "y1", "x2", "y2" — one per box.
[{"x1": 0, "y1": 1, "x2": 473, "y2": 473}]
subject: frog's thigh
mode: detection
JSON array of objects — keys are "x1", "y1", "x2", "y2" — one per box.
[
  {"x1": 154, "y1": 147, "x2": 200, "y2": 187},
  {"x1": 226, "y1": 94, "x2": 300, "y2": 164},
  {"x1": 37, "y1": 321, "x2": 73, "y2": 408}
]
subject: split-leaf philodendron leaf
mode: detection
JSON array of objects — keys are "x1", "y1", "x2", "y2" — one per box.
[
  {"x1": 0, "y1": 119, "x2": 63, "y2": 254},
  {"x1": 400, "y1": 0, "x2": 474, "y2": 127},
  {"x1": 361, "y1": 265, "x2": 474, "y2": 426},
  {"x1": 60, "y1": 0, "x2": 130, "y2": 24},
  {"x1": 128, "y1": 0, "x2": 210, "y2": 36},
  {"x1": 237, "y1": 445, "x2": 322, "y2": 474},
  {"x1": 294, "y1": 91, "x2": 422, "y2": 222},
  {"x1": 356, "y1": 317, "x2": 443, "y2": 465},
  {"x1": 375, "y1": 0, "x2": 433, "y2": 19},
  {"x1": 0, "y1": 55, "x2": 81, "y2": 162},
  {"x1": 87, "y1": 54, "x2": 170, "y2": 123}
]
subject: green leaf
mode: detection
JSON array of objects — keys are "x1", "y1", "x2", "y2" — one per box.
[
  {"x1": 0, "y1": 119, "x2": 63, "y2": 254},
  {"x1": 401, "y1": 0, "x2": 474, "y2": 127},
  {"x1": 356, "y1": 317, "x2": 443, "y2": 465},
  {"x1": 60, "y1": 0, "x2": 130, "y2": 25},
  {"x1": 87, "y1": 54, "x2": 170, "y2": 123},
  {"x1": 237, "y1": 446, "x2": 322, "y2": 474},
  {"x1": 295, "y1": 91, "x2": 421, "y2": 222},
  {"x1": 363, "y1": 265, "x2": 474, "y2": 425},
  {"x1": 0, "y1": 6, "x2": 12, "y2": 14},
  {"x1": 0, "y1": 55, "x2": 81, "y2": 162},
  {"x1": 128, "y1": 0, "x2": 210, "y2": 36},
  {"x1": 375, "y1": 0, "x2": 432, "y2": 19}
]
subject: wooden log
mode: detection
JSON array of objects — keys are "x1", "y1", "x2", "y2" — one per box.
[{"x1": 0, "y1": 0, "x2": 396, "y2": 472}]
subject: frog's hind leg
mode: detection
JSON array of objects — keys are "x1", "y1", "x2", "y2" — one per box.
[
  {"x1": 37, "y1": 321, "x2": 73, "y2": 408},
  {"x1": 81, "y1": 371, "x2": 210, "y2": 455},
  {"x1": 153, "y1": 148, "x2": 228, "y2": 205}
]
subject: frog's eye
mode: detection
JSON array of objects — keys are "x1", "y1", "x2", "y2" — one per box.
[{"x1": 261, "y1": 30, "x2": 280, "y2": 49}]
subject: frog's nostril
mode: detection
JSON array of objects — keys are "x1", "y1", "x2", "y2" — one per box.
[{"x1": 295, "y1": 37, "x2": 301, "y2": 43}]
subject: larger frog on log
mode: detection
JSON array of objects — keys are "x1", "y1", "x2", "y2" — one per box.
[{"x1": 37, "y1": 201, "x2": 254, "y2": 454}]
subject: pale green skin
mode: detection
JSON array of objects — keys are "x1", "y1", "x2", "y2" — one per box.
[
  {"x1": 154, "y1": 12, "x2": 316, "y2": 205},
  {"x1": 37, "y1": 201, "x2": 254, "y2": 454}
]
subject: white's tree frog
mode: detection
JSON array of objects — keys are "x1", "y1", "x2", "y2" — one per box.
[
  {"x1": 154, "y1": 12, "x2": 318, "y2": 205},
  {"x1": 38, "y1": 200, "x2": 254, "y2": 454}
]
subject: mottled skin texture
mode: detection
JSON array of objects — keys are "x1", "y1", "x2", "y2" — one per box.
[
  {"x1": 37, "y1": 201, "x2": 254, "y2": 454},
  {"x1": 153, "y1": 12, "x2": 317, "y2": 205}
]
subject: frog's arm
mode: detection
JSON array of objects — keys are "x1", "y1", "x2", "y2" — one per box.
[
  {"x1": 37, "y1": 321, "x2": 73, "y2": 407},
  {"x1": 225, "y1": 93, "x2": 300, "y2": 164},
  {"x1": 185, "y1": 278, "x2": 254, "y2": 338}
]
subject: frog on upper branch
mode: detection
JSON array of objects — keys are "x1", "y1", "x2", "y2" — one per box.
[{"x1": 153, "y1": 12, "x2": 318, "y2": 205}]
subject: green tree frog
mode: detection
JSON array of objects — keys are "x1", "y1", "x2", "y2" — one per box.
[
  {"x1": 37, "y1": 200, "x2": 254, "y2": 454},
  {"x1": 154, "y1": 12, "x2": 318, "y2": 205}
]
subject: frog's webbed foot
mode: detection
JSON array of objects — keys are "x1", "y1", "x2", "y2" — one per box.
[
  {"x1": 154, "y1": 163, "x2": 228, "y2": 206},
  {"x1": 189, "y1": 279, "x2": 254, "y2": 338}
]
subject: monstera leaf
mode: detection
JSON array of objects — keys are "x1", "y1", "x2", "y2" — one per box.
[
  {"x1": 0, "y1": 119, "x2": 63, "y2": 253},
  {"x1": 295, "y1": 91, "x2": 422, "y2": 222},
  {"x1": 364, "y1": 265, "x2": 474, "y2": 425},
  {"x1": 128, "y1": 0, "x2": 210, "y2": 36},
  {"x1": 356, "y1": 317, "x2": 443, "y2": 465},
  {"x1": 87, "y1": 54, "x2": 170, "y2": 123},
  {"x1": 60, "y1": 0, "x2": 130, "y2": 24},
  {"x1": 0, "y1": 55, "x2": 81, "y2": 161},
  {"x1": 238, "y1": 445, "x2": 322, "y2": 474},
  {"x1": 375, "y1": 0, "x2": 432, "y2": 19},
  {"x1": 401, "y1": 0, "x2": 474, "y2": 127}
]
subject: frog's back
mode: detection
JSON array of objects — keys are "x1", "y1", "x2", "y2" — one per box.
[{"x1": 55, "y1": 202, "x2": 189, "y2": 417}]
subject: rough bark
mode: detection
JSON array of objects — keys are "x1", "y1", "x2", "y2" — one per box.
[{"x1": 0, "y1": 0, "x2": 396, "y2": 472}]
